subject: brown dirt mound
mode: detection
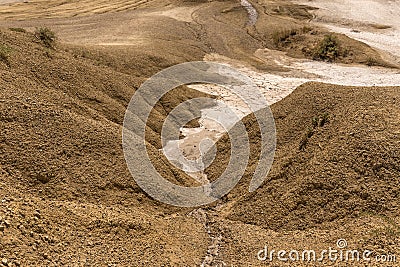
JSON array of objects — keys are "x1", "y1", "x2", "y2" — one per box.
[
  {"x1": 224, "y1": 82, "x2": 400, "y2": 232},
  {"x1": 0, "y1": 28, "x2": 210, "y2": 266}
]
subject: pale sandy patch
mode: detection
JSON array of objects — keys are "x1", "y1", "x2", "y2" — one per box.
[{"x1": 151, "y1": 6, "x2": 199, "y2": 22}]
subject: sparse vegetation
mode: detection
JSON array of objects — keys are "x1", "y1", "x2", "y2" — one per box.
[
  {"x1": 272, "y1": 25, "x2": 389, "y2": 66},
  {"x1": 313, "y1": 34, "x2": 340, "y2": 62},
  {"x1": 35, "y1": 27, "x2": 56, "y2": 48},
  {"x1": 0, "y1": 44, "x2": 12, "y2": 66},
  {"x1": 272, "y1": 29, "x2": 297, "y2": 46},
  {"x1": 9, "y1": 27, "x2": 26, "y2": 33},
  {"x1": 272, "y1": 26, "x2": 312, "y2": 46}
]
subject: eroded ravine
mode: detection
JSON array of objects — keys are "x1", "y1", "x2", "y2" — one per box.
[
  {"x1": 163, "y1": 53, "x2": 400, "y2": 186},
  {"x1": 162, "y1": 2, "x2": 400, "y2": 264}
]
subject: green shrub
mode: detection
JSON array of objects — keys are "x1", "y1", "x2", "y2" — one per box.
[
  {"x1": 313, "y1": 34, "x2": 340, "y2": 61},
  {"x1": 35, "y1": 27, "x2": 56, "y2": 48}
]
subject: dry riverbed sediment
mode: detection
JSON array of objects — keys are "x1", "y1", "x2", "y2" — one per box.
[
  {"x1": 164, "y1": 50, "x2": 400, "y2": 183},
  {"x1": 163, "y1": 0, "x2": 400, "y2": 185}
]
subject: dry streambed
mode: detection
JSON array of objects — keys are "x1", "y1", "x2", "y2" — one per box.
[
  {"x1": 163, "y1": 0, "x2": 400, "y2": 185},
  {"x1": 180, "y1": 0, "x2": 400, "y2": 258},
  {"x1": 163, "y1": 1, "x2": 400, "y2": 265},
  {"x1": 164, "y1": 52, "x2": 400, "y2": 183}
]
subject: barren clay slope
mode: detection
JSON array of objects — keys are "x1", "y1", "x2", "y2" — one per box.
[
  {"x1": 0, "y1": 28, "x2": 211, "y2": 266},
  {"x1": 198, "y1": 82, "x2": 400, "y2": 266},
  {"x1": 226, "y1": 82, "x2": 400, "y2": 231},
  {"x1": 0, "y1": 1, "x2": 399, "y2": 266},
  {"x1": 1, "y1": 27, "x2": 399, "y2": 266}
]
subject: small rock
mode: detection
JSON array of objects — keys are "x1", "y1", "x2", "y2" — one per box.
[
  {"x1": 0, "y1": 225, "x2": 4, "y2": 232},
  {"x1": 3, "y1": 220, "x2": 10, "y2": 227},
  {"x1": 18, "y1": 225, "x2": 26, "y2": 233},
  {"x1": 1, "y1": 258, "x2": 8, "y2": 266},
  {"x1": 14, "y1": 260, "x2": 20, "y2": 266}
]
